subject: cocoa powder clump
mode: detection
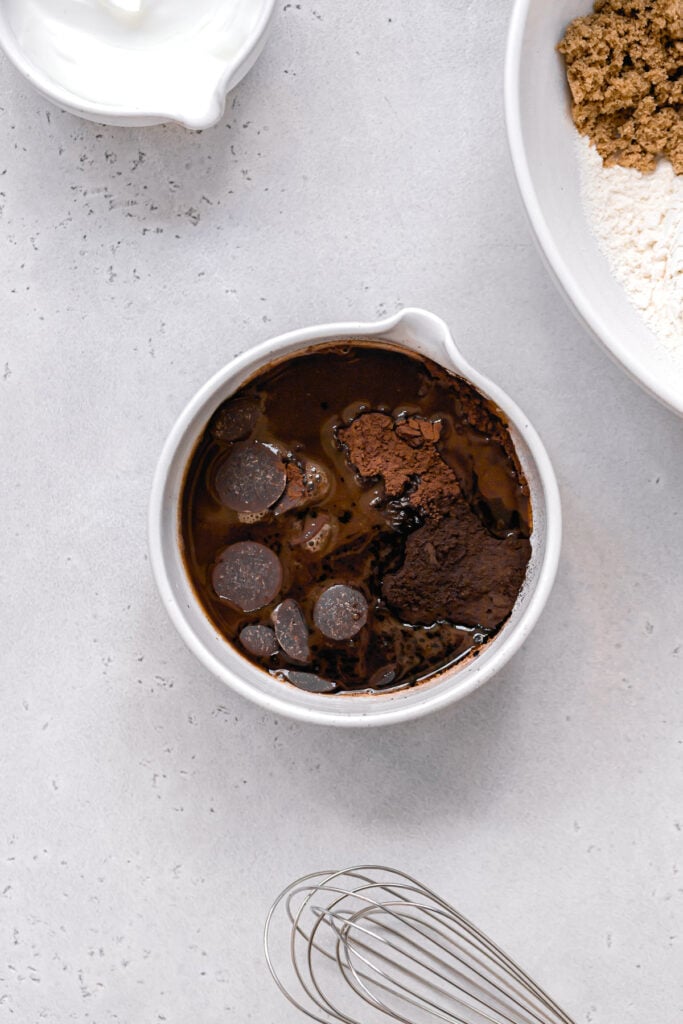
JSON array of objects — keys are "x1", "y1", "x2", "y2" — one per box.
[
  {"x1": 382, "y1": 505, "x2": 531, "y2": 630},
  {"x1": 338, "y1": 412, "x2": 461, "y2": 516}
]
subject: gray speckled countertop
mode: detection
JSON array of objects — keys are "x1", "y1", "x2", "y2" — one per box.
[{"x1": 1, "y1": 2, "x2": 682, "y2": 1022}]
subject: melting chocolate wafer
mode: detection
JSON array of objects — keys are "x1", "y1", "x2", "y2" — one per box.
[
  {"x1": 212, "y1": 541, "x2": 282, "y2": 612},
  {"x1": 291, "y1": 512, "x2": 335, "y2": 555},
  {"x1": 272, "y1": 598, "x2": 310, "y2": 663},
  {"x1": 282, "y1": 671, "x2": 337, "y2": 694},
  {"x1": 211, "y1": 399, "x2": 260, "y2": 442},
  {"x1": 313, "y1": 584, "x2": 369, "y2": 641},
  {"x1": 239, "y1": 624, "x2": 279, "y2": 658},
  {"x1": 368, "y1": 664, "x2": 397, "y2": 689},
  {"x1": 214, "y1": 441, "x2": 286, "y2": 513}
]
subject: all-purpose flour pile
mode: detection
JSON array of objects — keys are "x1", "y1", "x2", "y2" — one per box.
[
  {"x1": 560, "y1": 0, "x2": 683, "y2": 350},
  {"x1": 577, "y1": 137, "x2": 682, "y2": 349}
]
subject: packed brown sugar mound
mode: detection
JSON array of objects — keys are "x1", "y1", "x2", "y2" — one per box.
[{"x1": 559, "y1": 0, "x2": 683, "y2": 174}]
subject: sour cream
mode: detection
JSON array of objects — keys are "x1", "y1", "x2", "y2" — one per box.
[{"x1": 4, "y1": 0, "x2": 264, "y2": 125}]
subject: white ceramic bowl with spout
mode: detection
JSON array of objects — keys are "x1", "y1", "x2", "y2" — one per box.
[
  {"x1": 149, "y1": 308, "x2": 562, "y2": 727},
  {"x1": 0, "y1": 0, "x2": 276, "y2": 129}
]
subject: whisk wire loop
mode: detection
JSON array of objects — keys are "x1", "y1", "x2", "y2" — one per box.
[
  {"x1": 265, "y1": 865, "x2": 577, "y2": 1024},
  {"x1": 325, "y1": 905, "x2": 529, "y2": 1024}
]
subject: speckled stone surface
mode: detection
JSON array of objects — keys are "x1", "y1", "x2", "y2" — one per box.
[{"x1": 0, "y1": 3, "x2": 682, "y2": 1022}]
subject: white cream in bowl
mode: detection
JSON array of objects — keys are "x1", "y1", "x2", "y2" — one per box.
[{"x1": 0, "y1": 0, "x2": 276, "y2": 127}]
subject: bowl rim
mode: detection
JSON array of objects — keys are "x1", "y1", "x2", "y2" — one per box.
[
  {"x1": 148, "y1": 308, "x2": 562, "y2": 727},
  {"x1": 0, "y1": 0, "x2": 277, "y2": 129},
  {"x1": 504, "y1": 0, "x2": 683, "y2": 419}
]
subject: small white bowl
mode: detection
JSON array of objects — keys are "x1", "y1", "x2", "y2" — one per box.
[
  {"x1": 149, "y1": 308, "x2": 562, "y2": 727},
  {"x1": 505, "y1": 0, "x2": 683, "y2": 417},
  {"x1": 0, "y1": 0, "x2": 276, "y2": 129}
]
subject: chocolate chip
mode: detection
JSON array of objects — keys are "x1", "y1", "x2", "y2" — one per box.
[
  {"x1": 368, "y1": 664, "x2": 397, "y2": 689},
  {"x1": 239, "y1": 625, "x2": 279, "y2": 658},
  {"x1": 212, "y1": 542, "x2": 283, "y2": 612},
  {"x1": 211, "y1": 399, "x2": 260, "y2": 442},
  {"x1": 283, "y1": 671, "x2": 337, "y2": 694},
  {"x1": 313, "y1": 585, "x2": 369, "y2": 641},
  {"x1": 290, "y1": 512, "x2": 336, "y2": 555},
  {"x1": 214, "y1": 441, "x2": 286, "y2": 513},
  {"x1": 271, "y1": 598, "x2": 310, "y2": 663},
  {"x1": 299, "y1": 513, "x2": 329, "y2": 544}
]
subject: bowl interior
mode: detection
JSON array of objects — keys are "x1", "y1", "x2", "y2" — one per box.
[
  {"x1": 0, "y1": 0, "x2": 275, "y2": 128},
  {"x1": 508, "y1": 0, "x2": 683, "y2": 416},
  {"x1": 151, "y1": 322, "x2": 559, "y2": 726}
]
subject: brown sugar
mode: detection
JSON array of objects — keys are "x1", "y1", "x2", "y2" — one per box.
[{"x1": 558, "y1": 0, "x2": 683, "y2": 174}]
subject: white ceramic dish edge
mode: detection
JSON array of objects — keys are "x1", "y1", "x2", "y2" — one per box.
[
  {"x1": 504, "y1": 0, "x2": 683, "y2": 418},
  {"x1": 148, "y1": 307, "x2": 562, "y2": 727},
  {"x1": 0, "y1": 0, "x2": 277, "y2": 129}
]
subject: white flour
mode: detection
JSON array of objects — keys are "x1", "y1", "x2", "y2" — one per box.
[{"x1": 577, "y1": 136, "x2": 683, "y2": 350}]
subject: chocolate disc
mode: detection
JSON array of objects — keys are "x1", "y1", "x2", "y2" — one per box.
[
  {"x1": 313, "y1": 585, "x2": 369, "y2": 641},
  {"x1": 284, "y1": 671, "x2": 337, "y2": 694},
  {"x1": 211, "y1": 399, "x2": 260, "y2": 442},
  {"x1": 368, "y1": 664, "x2": 397, "y2": 689},
  {"x1": 212, "y1": 542, "x2": 283, "y2": 612},
  {"x1": 291, "y1": 513, "x2": 335, "y2": 555},
  {"x1": 239, "y1": 625, "x2": 279, "y2": 658},
  {"x1": 214, "y1": 441, "x2": 286, "y2": 513},
  {"x1": 271, "y1": 598, "x2": 310, "y2": 663}
]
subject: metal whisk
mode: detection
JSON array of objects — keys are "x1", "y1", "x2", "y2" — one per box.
[{"x1": 264, "y1": 865, "x2": 577, "y2": 1024}]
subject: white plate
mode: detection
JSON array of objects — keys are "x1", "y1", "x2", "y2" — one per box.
[{"x1": 505, "y1": 0, "x2": 683, "y2": 417}]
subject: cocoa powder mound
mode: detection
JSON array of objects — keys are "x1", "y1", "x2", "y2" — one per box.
[
  {"x1": 382, "y1": 506, "x2": 531, "y2": 630},
  {"x1": 338, "y1": 410, "x2": 532, "y2": 631},
  {"x1": 337, "y1": 412, "x2": 461, "y2": 516}
]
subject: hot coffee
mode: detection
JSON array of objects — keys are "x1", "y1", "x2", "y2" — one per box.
[{"x1": 180, "y1": 343, "x2": 532, "y2": 694}]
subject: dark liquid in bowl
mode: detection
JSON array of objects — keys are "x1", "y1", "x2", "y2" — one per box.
[{"x1": 180, "y1": 343, "x2": 532, "y2": 693}]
